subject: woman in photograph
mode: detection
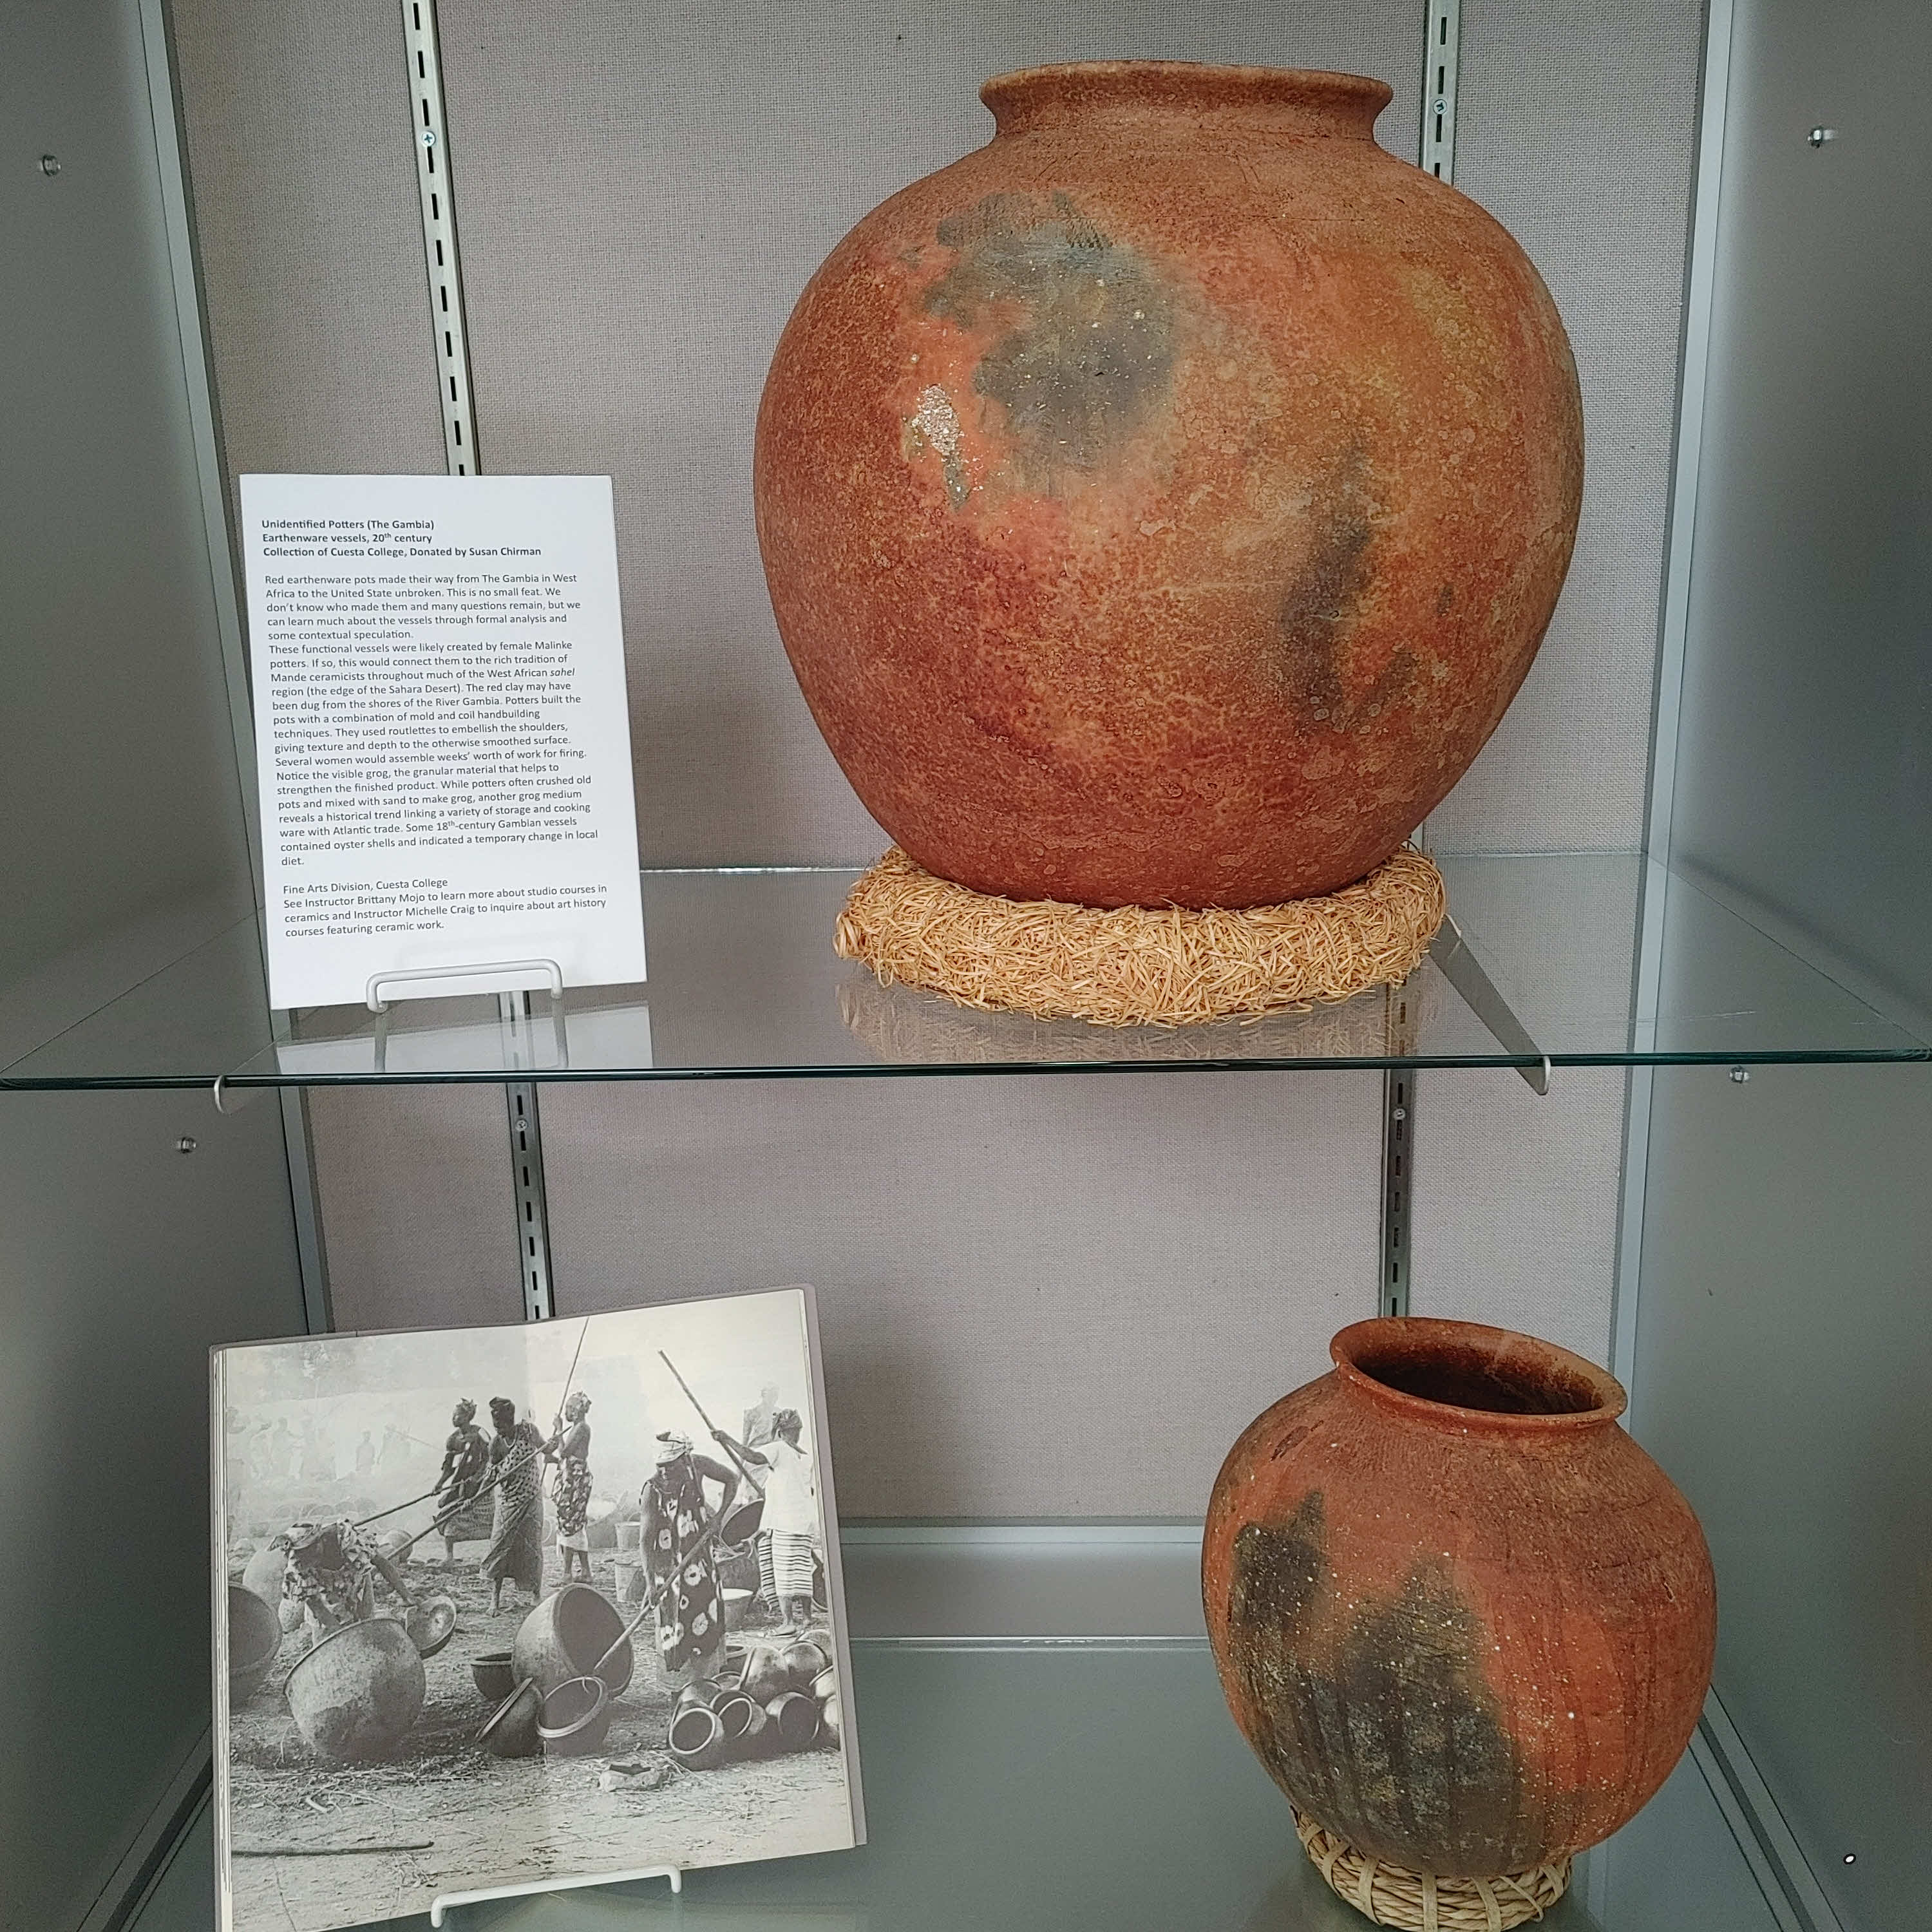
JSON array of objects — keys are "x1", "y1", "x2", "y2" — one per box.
[
  {"x1": 714, "y1": 1408, "x2": 820, "y2": 1636},
  {"x1": 545, "y1": 1390, "x2": 594, "y2": 1584},
  {"x1": 278, "y1": 1518, "x2": 417, "y2": 1648},
  {"x1": 430, "y1": 1397, "x2": 492, "y2": 1565},
  {"x1": 639, "y1": 1430, "x2": 739, "y2": 1687},
  {"x1": 481, "y1": 1396, "x2": 546, "y2": 1613}
]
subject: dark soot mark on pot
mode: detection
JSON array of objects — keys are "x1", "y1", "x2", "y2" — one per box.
[
  {"x1": 1276, "y1": 445, "x2": 1414, "y2": 730},
  {"x1": 1229, "y1": 1497, "x2": 1528, "y2": 1871},
  {"x1": 1233, "y1": 1498, "x2": 1326, "y2": 1633},
  {"x1": 926, "y1": 193, "x2": 1175, "y2": 488}
]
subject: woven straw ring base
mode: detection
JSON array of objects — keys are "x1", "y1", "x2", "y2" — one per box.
[
  {"x1": 833, "y1": 847, "x2": 1446, "y2": 1028},
  {"x1": 1294, "y1": 1809, "x2": 1573, "y2": 1931}
]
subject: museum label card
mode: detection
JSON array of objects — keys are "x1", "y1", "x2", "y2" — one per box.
[{"x1": 239, "y1": 475, "x2": 645, "y2": 1009}]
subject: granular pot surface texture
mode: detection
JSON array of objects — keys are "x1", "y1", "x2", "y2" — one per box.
[
  {"x1": 755, "y1": 62, "x2": 1583, "y2": 909},
  {"x1": 1202, "y1": 1318, "x2": 1716, "y2": 1876}
]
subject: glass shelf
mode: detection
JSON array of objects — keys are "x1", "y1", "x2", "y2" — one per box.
[
  {"x1": 133, "y1": 1640, "x2": 1784, "y2": 1932},
  {"x1": 5, "y1": 853, "x2": 1926, "y2": 1090}
]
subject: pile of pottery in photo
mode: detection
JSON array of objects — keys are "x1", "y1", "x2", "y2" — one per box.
[{"x1": 667, "y1": 1636, "x2": 842, "y2": 1770}]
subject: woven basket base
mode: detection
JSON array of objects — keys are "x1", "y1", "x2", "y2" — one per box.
[
  {"x1": 832, "y1": 847, "x2": 1446, "y2": 1027},
  {"x1": 1294, "y1": 1810, "x2": 1572, "y2": 1931}
]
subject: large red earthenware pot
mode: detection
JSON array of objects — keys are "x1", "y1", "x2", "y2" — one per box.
[
  {"x1": 284, "y1": 1618, "x2": 425, "y2": 1763},
  {"x1": 756, "y1": 62, "x2": 1582, "y2": 910},
  {"x1": 1202, "y1": 1319, "x2": 1715, "y2": 1876}
]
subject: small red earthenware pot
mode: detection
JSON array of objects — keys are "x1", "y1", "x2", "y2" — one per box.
[{"x1": 1203, "y1": 1318, "x2": 1715, "y2": 1876}]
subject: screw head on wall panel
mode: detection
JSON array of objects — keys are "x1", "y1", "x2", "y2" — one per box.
[
  {"x1": 1729, "y1": 1066, "x2": 1750, "y2": 1084},
  {"x1": 1807, "y1": 126, "x2": 1837, "y2": 147},
  {"x1": 39, "y1": 154, "x2": 60, "y2": 175},
  {"x1": 176, "y1": 1135, "x2": 198, "y2": 1153},
  {"x1": 420, "y1": 128, "x2": 437, "y2": 148}
]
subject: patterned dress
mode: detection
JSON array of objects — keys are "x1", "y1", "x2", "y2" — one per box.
[
  {"x1": 281, "y1": 1520, "x2": 377, "y2": 1638},
  {"x1": 482, "y1": 1421, "x2": 546, "y2": 1596},
  {"x1": 640, "y1": 1454, "x2": 733, "y2": 1685},
  {"x1": 435, "y1": 1423, "x2": 493, "y2": 1543},
  {"x1": 551, "y1": 1419, "x2": 592, "y2": 1552}
]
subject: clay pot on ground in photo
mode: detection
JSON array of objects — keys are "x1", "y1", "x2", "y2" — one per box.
[
  {"x1": 1203, "y1": 1318, "x2": 1716, "y2": 1881},
  {"x1": 737, "y1": 1642, "x2": 791, "y2": 1704},
  {"x1": 480, "y1": 1678, "x2": 542, "y2": 1759},
  {"x1": 764, "y1": 1691, "x2": 821, "y2": 1754},
  {"x1": 227, "y1": 1584, "x2": 282, "y2": 1705},
  {"x1": 810, "y1": 1667, "x2": 837, "y2": 1703},
  {"x1": 715, "y1": 1690, "x2": 768, "y2": 1756},
  {"x1": 285, "y1": 1618, "x2": 426, "y2": 1763},
  {"x1": 512, "y1": 1582, "x2": 634, "y2": 1697},
  {"x1": 673, "y1": 1677, "x2": 726, "y2": 1716},
  {"x1": 721, "y1": 1586, "x2": 755, "y2": 1631},
  {"x1": 403, "y1": 1593, "x2": 457, "y2": 1658},
  {"x1": 819, "y1": 1693, "x2": 842, "y2": 1749},
  {"x1": 779, "y1": 1638, "x2": 830, "y2": 1687},
  {"x1": 537, "y1": 1676, "x2": 612, "y2": 1757},
  {"x1": 471, "y1": 1651, "x2": 516, "y2": 1705},
  {"x1": 668, "y1": 1703, "x2": 730, "y2": 1771},
  {"x1": 755, "y1": 62, "x2": 1581, "y2": 912}
]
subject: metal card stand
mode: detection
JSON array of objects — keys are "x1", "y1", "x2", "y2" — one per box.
[{"x1": 430, "y1": 1866, "x2": 682, "y2": 1926}]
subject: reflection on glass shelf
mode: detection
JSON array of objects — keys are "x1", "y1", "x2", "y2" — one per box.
[
  {"x1": 3, "y1": 855, "x2": 1926, "y2": 1089},
  {"x1": 134, "y1": 1643, "x2": 1783, "y2": 1932}
]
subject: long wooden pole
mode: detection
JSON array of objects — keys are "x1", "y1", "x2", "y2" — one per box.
[
  {"x1": 386, "y1": 1317, "x2": 592, "y2": 1555},
  {"x1": 657, "y1": 1350, "x2": 760, "y2": 1487}
]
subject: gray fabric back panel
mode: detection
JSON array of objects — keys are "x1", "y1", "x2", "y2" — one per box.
[
  {"x1": 171, "y1": 0, "x2": 445, "y2": 486},
  {"x1": 1427, "y1": 0, "x2": 1700, "y2": 853},
  {"x1": 538, "y1": 1074, "x2": 1381, "y2": 1518},
  {"x1": 1410, "y1": 1066, "x2": 1628, "y2": 1364},
  {"x1": 311, "y1": 1082, "x2": 523, "y2": 1332},
  {"x1": 167, "y1": 0, "x2": 1708, "y2": 1513}
]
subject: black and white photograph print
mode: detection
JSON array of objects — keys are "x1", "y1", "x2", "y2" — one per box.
[{"x1": 211, "y1": 1285, "x2": 863, "y2": 1932}]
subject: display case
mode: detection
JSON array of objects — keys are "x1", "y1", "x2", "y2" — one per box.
[{"x1": 4, "y1": 1, "x2": 1926, "y2": 1929}]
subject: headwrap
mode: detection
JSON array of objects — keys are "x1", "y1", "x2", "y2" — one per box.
[
  {"x1": 773, "y1": 1408, "x2": 802, "y2": 1437},
  {"x1": 564, "y1": 1392, "x2": 592, "y2": 1421},
  {"x1": 654, "y1": 1430, "x2": 692, "y2": 1465},
  {"x1": 453, "y1": 1398, "x2": 477, "y2": 1425},
  {"x1": 489, "y1": 1396, "x2": 517, "y2": 1428},
  {"x1": 282, "y1": 1519, "x2": 339, "y2": 1557}
]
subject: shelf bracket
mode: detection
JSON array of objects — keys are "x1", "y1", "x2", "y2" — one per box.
[
  {"x1": 507, "y1": 1072, "x2": 554, "y2": 1321},
  {"x1": 1430, "y1": 915, "x2": 1552, "y2": 1095},
  {"x1": 401, "y1": 0, "x2": 478, "y2": 473},
  {"x1": 401, "y1": 0, "x2": 556, "y2": 1320},
  {"x1": 1421, "y1": 0, "x2": 1462, "y2": 182},
  {"x1": 1380, "y1": 978, "x2": 1419, "y2": 1318}
]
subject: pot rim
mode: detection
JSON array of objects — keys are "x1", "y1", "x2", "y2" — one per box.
[
  {"x1": 980, "y1": 61, "x2": 1393, "y2": 138},
  {"x1": 1331, "y1": 1317, "x2": 1626, "y2": 1434},
  {"x1": 536, "y1": 1675, "x2": 611, "y2": 1741},
  {"x1": 669, "y1": 1704, "x2": 724, "y2": 1751},
  {"x1": 285, "y1": 1614, "x2": 411, "y2": 1685}
]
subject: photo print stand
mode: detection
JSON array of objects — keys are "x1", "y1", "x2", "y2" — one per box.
[
  {"x1": 365, "y1": 957, "x2": 568, "y2": 1075},
  {"x1": 429, "y1": 1864, "x2": 682, "y2": 1926}
]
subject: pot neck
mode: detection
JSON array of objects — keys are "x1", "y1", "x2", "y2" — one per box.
[
  {"x1": 1329, "y1": 1318, "x2": 1627, "y2": 1441},
  {"x1": 981, "y1": 62, "x2": 1392, "y2": 143}
]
